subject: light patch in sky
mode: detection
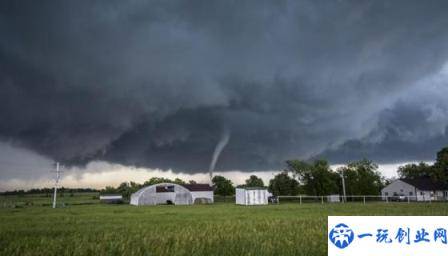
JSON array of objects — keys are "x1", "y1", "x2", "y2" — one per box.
[
  {"x1": 0, "y1": 160, "x2": 427, "y2": 191},
  {"x1": 0, "y1": 161, "x2": 280, "y2": 191}
]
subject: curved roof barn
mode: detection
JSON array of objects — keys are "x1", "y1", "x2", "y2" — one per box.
[{"x1": 130, "y1": 183, "x2": 213, "y2": 206}]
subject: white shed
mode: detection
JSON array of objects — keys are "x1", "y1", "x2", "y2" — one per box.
[
  {"x1": 235, "y1": 187, "x2": 269, "y2": 205},
  {"x1": 99, "y1": 194, "x2": 123, "y2": 204}
]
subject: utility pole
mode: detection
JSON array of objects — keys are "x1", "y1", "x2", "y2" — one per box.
[
  {"x1": 341, "y1": 172, "x2": 347, "y2": 203},
  {"x1": 52, "y1": 162, "x2": 63, "y2": 208}
]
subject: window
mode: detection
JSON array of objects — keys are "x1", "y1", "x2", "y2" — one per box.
[
  {"x1": 156, "y1": 185, "x2": 175, "y2": 193},
  {"x1": 420, "y1": 192, "x2": 424, "y2": 195},
  {"x1": 385, "y1": 192, "x2": 389, "y2": 196},
  {"x1": 409, "y1": 192, "x2": 413, "y2": 196},
  {"x1": 400, "y1": 189, "x2": 404, "y2": 192}
]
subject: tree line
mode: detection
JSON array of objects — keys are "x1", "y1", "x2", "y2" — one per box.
[
  {"x1": 3, "y1": 146, "x2": 447, "y2": 197},
  {"x1": 397, "y1": 147, "x2": 448, "y2": 181},
  {"x1": 213, "y1": 146, "x2": 448, "y2": 197},
  {"x1": 0, "y1": 161, "x2": 384, "y2": 198},
  {"x1": 0, "y1": 187, "x2": 99, "y2": 196},
  {"x1": 210, "y1": 158, "x2": 383, "y2": 196}
]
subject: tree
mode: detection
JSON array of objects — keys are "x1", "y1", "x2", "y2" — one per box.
[
  {"x1": 188, "y1": 180, "x2": 197, "y2": 184},
  {"x1": 102, "y1": 186, "x2": 117, "y2": 194},
  {"x1": 397, "y1": 162, "x2": 433, "y2": 179},
  {"x1": 116, "y1": 181, "x2": 141, "y2": 199},
  {"x1": 287, "y1": 159, "x2": 339, "y2": 196},
  {"x1": 143, "y1": 177, "x2": 186, "y2": 186},
  {"x1": 244, "y1": 175, "x2": 264, "y2": 187},
  {"x1": 268, "y1": 171, "x2": 300, "y2": 196},
  {"x1": 434, "y1": 147, "x2": 448, "y2": 181},
  {"x1": 173, "y1": 178, "x2": 186, "y2": 185},
  {"x1": 338, "y1": 159, "x2": 383, "y2": 196},
  {"x1": 143, "y1": 177, "x2": 173, "y2": 186},
  {"x1": 212, "y1": 175, "x2": 234, "y2": 196}
]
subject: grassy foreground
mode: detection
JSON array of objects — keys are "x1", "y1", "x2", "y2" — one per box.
[{"x1": 1, "y1": 197, "x2": 448, "y2": 256}]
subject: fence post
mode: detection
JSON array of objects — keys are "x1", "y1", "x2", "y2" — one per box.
[
  {"x1": 408, "y1": 196, "x2": 410, "y2": 204},
  {"x1": 321, "y1": 196, "x2": 324, "y2": 204},
  {"x1": 363, "y1": 196, "x2": 366, "y2": 205},
  {"x1": 386, "y1": 196, "x2": 389, "y2": 203},
  {"x1": 299, "y1": 195, "x2": 302, "y2": 205}
]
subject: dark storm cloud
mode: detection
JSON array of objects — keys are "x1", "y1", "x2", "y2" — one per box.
[
  {"x1": 1, "y1": 0, "x2": 448, "y2": 173},
  {"x1": 320, "y1": 71, "x2": 448, "y2": 163}
]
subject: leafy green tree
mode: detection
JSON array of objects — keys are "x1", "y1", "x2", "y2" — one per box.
[
  {"x1": 434, "y1": 147, "x2": 448, "y2": 181},
  {"x1": 244, "y1": 175, "x2": 264, "y2": 187},
  {"x1": 143, "y1": 177, "x2": 173, "y2": 186},
  {"x1": 212, "y1": 175, "x2": 234, "y2": 196},
  {"x1": 397, "y1": 162, "x2": 433, "y2": 179},
  {"x1": 338, "y1": 159, "x2": 383, "y2": 195},
  {"x1": 268, "y1": 171, "x2": 300, "y2": 196},
  {"x1": 287, "y1": 159, "x2": 339, "y2": 196},
  {"x1": 143, "y1": 177, "x2": 186, "y2": 186},
  {"x1": 173, "y1": 178, "x2": 186, "y2": 185},
  {"x1": 116, "y1": 181, "x2": 141, "y2": 199},
  {"x1": 102, "y1": 186, "x2": 117, "y2": 194}
]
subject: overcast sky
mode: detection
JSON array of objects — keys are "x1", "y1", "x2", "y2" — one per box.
[{"x1": 1, "y1": 0, "x2": 448, "y2": 190}]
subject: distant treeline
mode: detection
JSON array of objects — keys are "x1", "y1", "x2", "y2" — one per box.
[
  {"x1": 102, "y1": 146, "x2": 448, "y2": 198},
  {"x1": 0, "y1": 187, "x2": 99, "y2": 196},
  {"x1": 97, "y1": 160, "x2": 384, "y2": 198},
  {"x1": 3, "y1": 146, "x2": 447, "y2": 198}
]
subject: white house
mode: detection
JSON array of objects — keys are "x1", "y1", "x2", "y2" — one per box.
[
  {"x1": 235, "y1": 187, "x2": 270, "y2": 205},
  {"x1": 381, "y1": 178, "x2": 448, "y2": 201}
]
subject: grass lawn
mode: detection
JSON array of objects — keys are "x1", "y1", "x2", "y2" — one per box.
[{"x1": 1, "y1": 195, "x2": 448, "y2": 256}]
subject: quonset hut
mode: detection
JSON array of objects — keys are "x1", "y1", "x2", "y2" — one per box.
[{"x1": 130, "y1": 183, "x2": 213, "y2": 206}]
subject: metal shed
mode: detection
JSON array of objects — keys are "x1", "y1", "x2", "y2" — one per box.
[
  {"x1": 235, "y1": 187, "x2": 269, "y2": 205},
  {"x1": 130, "y1": 183, "x2": 193, "y2": 206},
  {"x1": 99, "y1": 194, "x2": 123, "y2": 204}
]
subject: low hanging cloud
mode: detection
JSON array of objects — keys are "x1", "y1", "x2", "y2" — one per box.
[
  {"x1": 1, "y1": 0, "x2": 448, "y2": 176},
  {"x1": 320, "y1": 63, "x2": 448, "y2": 163}
]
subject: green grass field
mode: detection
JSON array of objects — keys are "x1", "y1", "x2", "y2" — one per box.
[{"x1": 1, "y1": 195, "x2": 448, "y2": 256}]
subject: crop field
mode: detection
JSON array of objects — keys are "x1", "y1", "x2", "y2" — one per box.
[{"x1": 1, "y1": 195, "x2": 448, "y2": 256}]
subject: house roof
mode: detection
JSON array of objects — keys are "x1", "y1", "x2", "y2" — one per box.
[
  {"x1": 400, "y1": 178, "x2": 448, "y2": 191},
  {"x1": 182, "y1": 184, "x2": 213, "y2": 191}
]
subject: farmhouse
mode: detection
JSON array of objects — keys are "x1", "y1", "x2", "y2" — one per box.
[
  {"x1": 130, "y1": 183, "x2": 213, "y2": 206},
  {"x1": 381, "y1": 178, "x2": 448, "y2": 201},
  {"x1": 235, "y1": 187, "x2": 270, "y2": 205}
]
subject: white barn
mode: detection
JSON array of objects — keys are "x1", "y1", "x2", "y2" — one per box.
[
  {"x1": 130, "y1": 183, "x2": 213, "y2": 206},
  {"x1": 235, "y1": 187, "x2": 270, "y2": 205},
  {"x1": 381, "y1": 178, "x2": 448, "y2": 201}
]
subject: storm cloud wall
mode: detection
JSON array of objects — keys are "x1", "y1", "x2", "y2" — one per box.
[{"x1": 1, "y1": 0, "x2": 448, "y2": 173}]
